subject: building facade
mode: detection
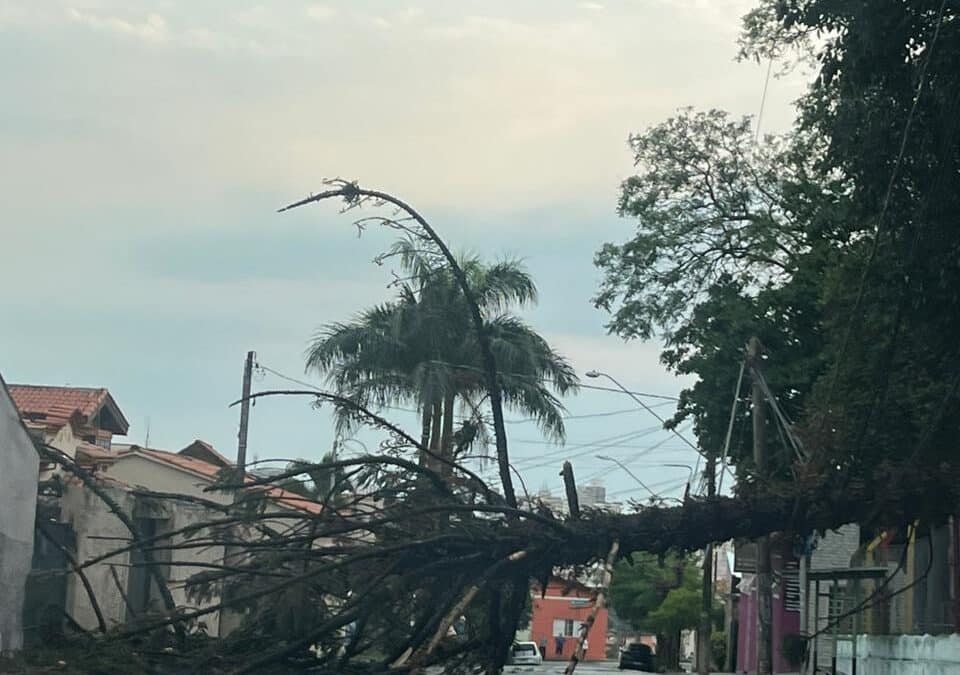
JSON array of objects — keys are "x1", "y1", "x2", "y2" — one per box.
[
  {"x1": 529, "y1": 579, "x2": 609, "y2": 661},
  {"x1": 0, "y1": 375, "x2": 39, "y2": 653}
]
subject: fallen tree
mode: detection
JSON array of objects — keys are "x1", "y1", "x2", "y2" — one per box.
[{"x1": 13, "y1": 182, "x2": 953, "y2": 675}]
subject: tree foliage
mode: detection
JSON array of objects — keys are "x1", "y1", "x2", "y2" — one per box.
[
  {"x1": 306, "y1": 239, "x2": 578, "y2": 467},
  {"x1": 596, "y1": 0, "x2": 960, "y2": 485},
  {"x1": 608, "y1": 553, "x2": 701, "y2": 634}
]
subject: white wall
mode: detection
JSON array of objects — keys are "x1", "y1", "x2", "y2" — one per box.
[
  {"x1": 60, "y1": 480, "x2": 136, "y2": 630},
  {"x1": 107, "y1": 454, "x2": 232, "y2": 504},
  {"x1": 0, "y1": 377, "x2": 39, "y2": 652},
  {"x1": 60, "y1": 478, "x2": 229, "y2": 634},
  {"x1": 836, "y1": 634, "x2": 960, "y2": 675}
]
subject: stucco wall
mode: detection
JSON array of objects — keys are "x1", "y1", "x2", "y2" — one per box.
[
  {"x1": 836, "y1": 634, "x2": 960, "y2": 675},
  {"x1": 60, "y1": 480, "x2": 227, "y2": 634},
  {"x1": 106, "y1": 455, "x2": 232, "y2": 504},
  {"x1": 60, "y1": 480, "x2": 136, "y2": 630},
  {"x1": 0, "y1": 378, "x2": 39, "y2": 652}
]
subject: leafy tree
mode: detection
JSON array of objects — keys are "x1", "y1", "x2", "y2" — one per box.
[
  {"x1": 608, "y1": 553, "x2": 704, "y2": 669},
  {"x1": 594, "y1": 109, "x2": 844, "y2": 480},
  {"x1": 737, "y1": 0, "x2": 960, "y2": 473},
  {"x1": 307, "y1": 240, "x2": 578, "y2": 467}
]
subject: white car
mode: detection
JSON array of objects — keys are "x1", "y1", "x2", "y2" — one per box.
[{"x1": 508, "y1": 641, "x2": 543, "y2": 666}]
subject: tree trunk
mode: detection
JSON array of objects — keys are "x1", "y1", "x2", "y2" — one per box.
[
  {"x1": 440, "y1": 390, "x2": 456, "y2": 475},
  {"x1": 420, "y1": 404, "x2": 432, "y2": 461},
  {"x1": 658, "y1": 631, "x2": 680, "y2": 671},
  {"x1": 430, "y1": 398, "x2": 443, "y2": 452}
]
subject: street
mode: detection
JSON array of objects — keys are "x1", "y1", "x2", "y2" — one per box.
[
  {"x1": 503, "y1": 664, "x2": 734, "y2": 675},
  {"x1": 504, "y1": 662, "x2": 643, "y2": 674}
]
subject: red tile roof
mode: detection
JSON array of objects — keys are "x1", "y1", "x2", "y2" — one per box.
[
  {"x1": 179, "y1": 439, "x2": 233, "y2": 468},
  {"x1": 8, "y1": 384, "x2": 129, "y2": 434}
]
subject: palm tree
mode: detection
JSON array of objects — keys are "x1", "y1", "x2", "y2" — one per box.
[{"x1": 305, "y1": 241, "x2": 578, "y2": 468}]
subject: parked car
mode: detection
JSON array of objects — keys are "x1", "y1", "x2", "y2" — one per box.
[
  {"x1": 508, "y1": 641, "x2": 543, "y2": 666},
  {"x1": 619, "y1": 642, "x2": 655, "y2": 671}
]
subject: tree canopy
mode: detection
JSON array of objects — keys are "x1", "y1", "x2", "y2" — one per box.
[{"x1": 595, "y1": 0, "x2": 960, "y2": 485}]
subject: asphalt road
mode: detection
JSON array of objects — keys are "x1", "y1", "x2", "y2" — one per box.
[{"x1": 504, "y1": 662, "x2": 645, "y2": 674}]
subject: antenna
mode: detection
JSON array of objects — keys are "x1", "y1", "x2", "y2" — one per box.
[{"x1": 144, "y1": 417, "x2": 151, "y2": 448}]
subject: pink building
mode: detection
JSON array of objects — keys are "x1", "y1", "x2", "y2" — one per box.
[{"x1": 735, "y1": 539, "x2": 801, "y2": 673}]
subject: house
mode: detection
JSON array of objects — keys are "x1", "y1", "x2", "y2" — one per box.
[
  {"x1": 0, "y1": 374, "x2": 39, "y2": 653},
  {"x1": 9, "y1": 383, "x2": 324, "y2": 641},
  {"x1": 735, "y1": 525, "x2": 860, "y2": 673},
  {"x1": 7, "y1": 384, "x2": 128, "y2": 478},
  {"x1": 529, "y1": 578, "x2": 609, "y2": 661},
  {"x1": 735, "y1": 535, "x2": 804, "y2": 674}
]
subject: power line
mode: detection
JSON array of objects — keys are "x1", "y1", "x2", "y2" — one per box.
[
  {"x1": 754, "y1": 58, "x2": 773, "y2": 144},
  {"x1": 510, "y1": 427, "x2": 668, "y2": 469},
  {"x1": 505, "y1": 402, "x2": 675, "y2": 425},
  {"x1": 577, "y1": 431, "x2": 692, "y2": 483},
  {"x1": 607, "y1": 477, "x2": 690, "y2": 500},
  {"x1": 257, "y1": 362, "x2": 678, "y2": 415}
]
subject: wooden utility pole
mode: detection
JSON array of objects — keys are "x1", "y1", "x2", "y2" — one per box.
[
  {"x1": 697, "y1": 454, "x2": 716, "y2": 674},
  {"x1": 236, "y1": 350, "x2": 255, "y2": 474},
  {"x1": 749, "y1": 337, "x2": 774, "y2": 675},
  {"x1": 220, "y1": 351, "x2": 255, "y2": 637}
]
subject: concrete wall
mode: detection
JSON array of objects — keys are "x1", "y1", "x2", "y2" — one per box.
[
  {"x1": 0, "y1": 377, "x2": 39, "y2": 652},
  {"x1": 836, "y1": 634, "x2": 960, "y2": 675}
]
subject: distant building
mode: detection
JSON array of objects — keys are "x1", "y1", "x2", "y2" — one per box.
[
  {"x1": 530, "y1": 578, "x2": 609, "y2": 662},
  {"x1": 525, "y1": 481, "x2": 621, "y2": 514}
]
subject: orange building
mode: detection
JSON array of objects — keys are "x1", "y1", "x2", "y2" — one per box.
[{"x1": 530, "y1": 579, "x2": 609, "y2": 661}]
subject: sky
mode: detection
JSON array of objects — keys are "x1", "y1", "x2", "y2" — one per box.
[{"x1": 1, "y1": 0, "x2": 807, "y2": 503}]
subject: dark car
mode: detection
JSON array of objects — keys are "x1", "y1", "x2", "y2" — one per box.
[{"x1": 619, "y1": 642, "x2": 655, "y2": 671}]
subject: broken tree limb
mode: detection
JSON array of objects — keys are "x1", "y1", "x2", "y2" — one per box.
[
  {"x1": 561, "y1": 461, "x2": 581, "y2": 518},
  {"x1": 36, "y1": 519, "x2": 108, "y2": 634},
  {"x1": 565, "y1": 539, "x2": 619, "y2": 675},
  {"x1": 280, "y1": 183, "x2": 520, "y2": 508},
  {"x1": 38, "y1": 444, "x2": 185, "y2": 643}
]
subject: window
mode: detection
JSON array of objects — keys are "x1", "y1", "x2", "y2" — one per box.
[{"x1": 552, "y1": 619, "x2": 582, "y2": 636}]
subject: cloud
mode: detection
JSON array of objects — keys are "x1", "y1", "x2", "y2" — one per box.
[
  {"x1": 578, "y1": 2, "x2": 605, "y2": 10},
  {"x1": 545, "y1": 334, "x2": 692, "y2": 395},
  {"x1": 305, "y1": 5, "x2": 336, "y2": 22},
  {"x1": 67, "y1": 7, "x2": 169, "y2": 44}
]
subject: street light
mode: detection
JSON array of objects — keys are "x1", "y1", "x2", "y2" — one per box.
[{"x1": 595, "y1": 454, "x2": 664, "y2": 503}]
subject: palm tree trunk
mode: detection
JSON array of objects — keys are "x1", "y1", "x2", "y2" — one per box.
[
  {"x1": 440, "y1": 391, "x2": 456, "y2": 475},
  {"x1": 429, "y1": 397, "x2": 443, "y2": 469},
  {"x1": 420, "y1": 404, "x2": 432, "y2": 466}
]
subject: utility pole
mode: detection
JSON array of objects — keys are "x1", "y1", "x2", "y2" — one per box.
[
  {"x1": 697, "y1": 453, "x2": 716, "y2": 674},
  {"x1": 236, "y1": 350, "x2": 255, "y2": 474},
  {"x1": 750, "y1": 337, "x2": 774, "y2": 675},
  {"x1": 220, "y1": 350, "x2": 255, "y2": 637}
]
